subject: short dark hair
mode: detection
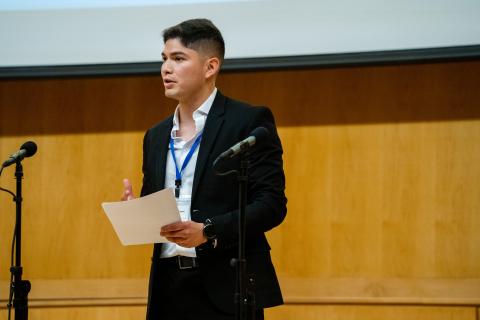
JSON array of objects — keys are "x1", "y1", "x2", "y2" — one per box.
[{"x1": 162, "y1": 18, "x2": 225, "y2": 64}]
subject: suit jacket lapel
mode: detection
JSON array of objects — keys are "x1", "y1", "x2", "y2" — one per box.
[
  {"x1": 153, "y1": 118, "x2": 173, "y2": 190},
  {"x1": 191, "y1": 92, "x2": 226, "y2": 202}
]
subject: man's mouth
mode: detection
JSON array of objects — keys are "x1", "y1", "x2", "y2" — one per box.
[{"x1": 163, "y1": 79, "x2": 176, "y2": 88}]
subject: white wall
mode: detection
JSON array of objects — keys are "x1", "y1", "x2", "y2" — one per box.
[{"x1": 1, "y1": 0, "x2": 479, "y2": 67}]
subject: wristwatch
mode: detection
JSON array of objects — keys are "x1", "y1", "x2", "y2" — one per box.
[{"x1": 203, "y1": 218, "x2": 218, "y2": 248}]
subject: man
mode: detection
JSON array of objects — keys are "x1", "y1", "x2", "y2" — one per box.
[{"x1": 122, "y1": 18, "x2": 286, "y2": 320}]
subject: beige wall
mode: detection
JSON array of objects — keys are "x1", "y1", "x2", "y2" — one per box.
[{"x1": 1, "y1": 60, "x2": 479, "y2": 319}]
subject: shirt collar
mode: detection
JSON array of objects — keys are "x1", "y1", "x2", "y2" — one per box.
[{"x1": 171, "y1": 88, "x2": 217, "y2": 139}]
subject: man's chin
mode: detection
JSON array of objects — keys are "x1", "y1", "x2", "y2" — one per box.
[{"x1": 164, "y1": 90, "x2": 179, "y2": 100}]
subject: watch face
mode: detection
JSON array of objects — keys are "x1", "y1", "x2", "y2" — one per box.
[{"x1": 204, "y1": 221, "x2": 216, "y2": 239}]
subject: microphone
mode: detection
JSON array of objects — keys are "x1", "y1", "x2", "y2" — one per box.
[
  {"x1": 2, "y1": 141, "x2": 38, "y2": 168},
  {"x1": 217, "y1": 127, "x2": 269, "y2": 161}
]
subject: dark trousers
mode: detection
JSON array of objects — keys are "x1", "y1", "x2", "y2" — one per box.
[{"x1": 156, "y1": 257, "x2": 264, "y2": 320}]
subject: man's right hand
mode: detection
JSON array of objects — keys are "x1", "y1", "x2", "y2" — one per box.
[{"x1": 121, "y1": 178, "x2": 135, "y2": 201}]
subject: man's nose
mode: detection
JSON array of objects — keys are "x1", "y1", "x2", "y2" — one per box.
[{"x1": 161, "y1": 60, "x2": 172, "y2": 75}]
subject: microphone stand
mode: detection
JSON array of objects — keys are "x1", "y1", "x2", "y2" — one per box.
[
  {"x1": 213, "y1": 151, "x2": 257, "y2": 320},
  {"x1": 10, "y1": 161, "x2": 31, "y2": 320},
  {"x1": 233, "y1": 153, "x2": 255, "y2": 320}
]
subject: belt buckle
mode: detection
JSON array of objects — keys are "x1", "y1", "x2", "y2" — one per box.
[{"x1": 177, "y1": 256, "x2": 196, "y2": 270}]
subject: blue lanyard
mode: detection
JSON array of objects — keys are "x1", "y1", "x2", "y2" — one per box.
[{"x1": 169, "y1": 132, "x2": 203, "y2": 198}]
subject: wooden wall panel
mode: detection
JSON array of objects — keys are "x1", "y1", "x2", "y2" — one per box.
[
  {"x1": 0, "y1": 133, "x2": 152, "y2": 279},
  {"x1": 2, "y1": 277, "x2": 478, "y2": 307},
  {"x1": 0, "y1": 305, "x2": 476, "y2": 320},
  {"x1": 0, "y1": 75, "x2": 174, "y2": 135},
  {"x1": 0, "y1": 306, "x2": 147, "y2": 320},
  {"x1": 264, "y1": 305, "x2": 477, "y2": 320},
  {"x1": 217, "y1": 61, "x2": 480, "y2": 126},
  {"x1": 270, "y1": 121, "x2": 480, "y2": 278},
  {"x1": 1, "y1": 60, "x2": 480, "y2": 318}
]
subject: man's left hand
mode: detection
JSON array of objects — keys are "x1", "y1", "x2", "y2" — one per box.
[{"x1": 160, "y1": 221, "x2": 207, "y2": 248}]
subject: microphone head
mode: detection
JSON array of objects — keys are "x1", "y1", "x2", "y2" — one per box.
[
  {"x1": 20, "y1": 141, "x2": 38, "y2": 157},
  {"x1": 251, "y1": 126, "x2": 269, "y2": 144}
]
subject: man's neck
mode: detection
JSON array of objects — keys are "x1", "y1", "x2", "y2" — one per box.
[
  {"x1": 175, "y1": 84, "x2": 215, "y2": 140},
  {"x1": 177, "y1": 84, "x2": 215, "y2": 125}
]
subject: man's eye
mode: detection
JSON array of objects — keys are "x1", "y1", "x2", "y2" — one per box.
[{"x1": 175, "y1": 57, "x2": 184, "y2": 61}]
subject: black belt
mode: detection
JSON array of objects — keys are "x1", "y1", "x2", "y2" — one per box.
[{"x1": 161, "y1": 256, "x2": 199, "y2": 270}]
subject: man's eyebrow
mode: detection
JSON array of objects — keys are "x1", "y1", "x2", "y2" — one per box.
[
  {"x1": 162, "y1": 50, "x2": 188, "y2": 57},
  {"x1": 170, "y1": 51, "x2": 187, "y2": 56}
]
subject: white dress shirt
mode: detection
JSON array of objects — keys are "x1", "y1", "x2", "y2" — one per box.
[{"x1": 160, "y1": 88, "x2": 217, "y2": 258}]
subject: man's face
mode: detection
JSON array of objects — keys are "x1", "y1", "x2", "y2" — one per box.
[{"x1": 161, "y1": 38, "x2": 208, "y2": 102}]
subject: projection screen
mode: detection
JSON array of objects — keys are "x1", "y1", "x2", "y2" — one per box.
[{"x1": 1, "y1": 0, "x2": 479, "y2": 75}]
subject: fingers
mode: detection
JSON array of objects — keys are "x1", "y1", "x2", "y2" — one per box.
[
  {"x1": 162, "y1": 226, "x2": 188, "y2": 245},
  {"x1": 161, "y1": 222, "x2": 185, "y2": 233},
  {"x1": 165, "y1": 235, "x2": 194, "y2": 248},
  {"x1": 161, "y1": 221, "x2": 198, "y2": 235},
  {"x1": 161, "y1": 221, "x2": 207, "y2": 248},
  {"x1": 165, "y1": 235, "x2": 185, "y2": 242},
  {"x1": 123, "y1": 178, "x2": 132, "y2": 189},
  {"x1": 121, "y1": 178, "x2": 135, "y2": 201},
  {"x1": 160, "y1": 223, "x2": 186, "y2": 239}
]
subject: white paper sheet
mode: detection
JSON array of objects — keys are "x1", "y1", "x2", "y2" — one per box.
[{"x1": 101, "y1": 188, "x2": 181, "y2": 246}]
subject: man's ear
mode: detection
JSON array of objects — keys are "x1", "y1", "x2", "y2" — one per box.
[{"x1": 205, "y1": 57, "x2": 220, "y2": 79}]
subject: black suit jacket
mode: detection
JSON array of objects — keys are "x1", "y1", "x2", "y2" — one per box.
[{"x1": 141, "y1": 91, "x2": 287, "y2": 318}]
